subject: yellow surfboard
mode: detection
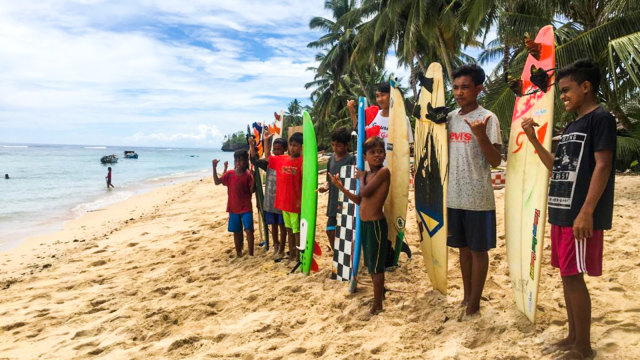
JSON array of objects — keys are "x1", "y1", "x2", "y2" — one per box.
[
  {"x1": 414, "y1": 63, "x2": 448, "y2": 294},
  {"x1": 386, "y1": 76, "x2": 410, "y2": 265},
  {"x1": 505, "y1": 25, "x2": 555, "y2": 323}
]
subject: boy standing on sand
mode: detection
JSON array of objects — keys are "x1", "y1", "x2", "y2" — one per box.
[
  {"x1": 250, "y1": 136, "x2": 288, "y2": 258},
  {"x1": 522, "y1": 59, "x2": 615, "y2": 360},
  {"x1": 447, "y1": 64, "x2": 503, "y2": 316},
  {"x1": 347, "y1": 82, "x2": 414, "y2": 150},
  {"x1": 106, "y1": 167, "x2": 114, "y2": 189},
  {"x1": 318, "y1": 127, "x2": 354, "y2": 252},
  {"x1": 265, "y1": 132, "x2": 304, "y2": 263},
  {"x1": 330, "y1": 137, "x2": 390, "y2": 315},
  {"x1": 212, "y1": 150, "x2": 255, "y2": 257}
]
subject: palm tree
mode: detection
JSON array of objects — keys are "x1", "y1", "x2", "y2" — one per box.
[{"x1": 467, "y1": 0, "x2": 640, "y2": 167}]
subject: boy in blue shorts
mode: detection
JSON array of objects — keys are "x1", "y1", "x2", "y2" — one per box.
[
  {"x1": 250, "y1": 135, "x2": 287, "y2": 258},
  {"x1": 212, "y1": 150, "x2": 255, "y2": 257},
  {"x1": 522, "y1": 59, "x2": 615, "y2": 360},
  {"x1": 447, "y1": 64, "x2": 503, "y2": 316}
]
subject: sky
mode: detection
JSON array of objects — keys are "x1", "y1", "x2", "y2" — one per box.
[{"x1": 0, "y1": 1, "x2": 494, "y2": 148}]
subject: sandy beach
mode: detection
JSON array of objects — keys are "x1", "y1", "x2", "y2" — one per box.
[{"x1": 1, "y1": 175, "x2": 639, "y2": 359}]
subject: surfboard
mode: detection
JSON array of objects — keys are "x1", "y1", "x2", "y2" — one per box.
[
  {"x1": 300, "y1": 111, "x2": 320, "y2": 274},
  {"x1": 386, "y1": 76, "x2": 411, "y2": 266},
  {"x1": 271, "y1": 110, "x2": 284, "y2": 141},
  {"x1": 505, "y1": 25, "x2": 555, "y2": 323},
  {"x1": 349, "y1": 97, "x2": 366, "y2": 293},
  {"x1": 331, "y1": 165, "x2": 357, "y2": 281},
  {"x1": 414, "y1": 62, "x2": 449, "y2": 294},
  {"x1": 251, "y1": 123, "x2": 269, "y2": 250}
]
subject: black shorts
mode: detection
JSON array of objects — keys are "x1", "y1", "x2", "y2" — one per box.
[{"x1": 447, "y1": 208, "x2": 496, "y2": 252}]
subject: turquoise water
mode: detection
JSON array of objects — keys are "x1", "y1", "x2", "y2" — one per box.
[{"x1": 0, "y1": 143, "x2": 234, "y2": 250}]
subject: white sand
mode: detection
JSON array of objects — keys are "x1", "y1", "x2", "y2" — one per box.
[{"x1": 0, "y1": 176, "x2": 638, "y2": 359}]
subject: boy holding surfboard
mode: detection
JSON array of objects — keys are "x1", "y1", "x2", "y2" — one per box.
[
  {"x1": 318, "y1": 127, "x2": 355, "y2": 252},
  {"x1": 522, "y1": 59, "x2": 615, "y2": 360},
  {"x1": 330, "y1": 137, "x2": 390, "y2": 315},
  {"x1": 347, "y1": 82, "x2": 414, "y2": 152},
  {"x1": 264, "y1": 132, "x2": 304, "y2": 263},
  {"x1": 249, "y1": 136, "x2": 288, "y2": 258},
  {"x1": 212, "y1": 150, "x2": 255, "y2": 257},
  {"x1": 447, "y1": 64, "x2": 503, "y2": 316}
]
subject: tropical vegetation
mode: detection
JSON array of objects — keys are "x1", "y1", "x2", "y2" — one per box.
[{"x1": 303, "y1": 0, "x2": 640, "y2": 169}]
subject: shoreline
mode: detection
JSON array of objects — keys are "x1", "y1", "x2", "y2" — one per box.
[
  {"x1": 0, "y1": 175, "x2": 638, "y2": 359},
  {"x1": 0, "y1": 168, "x2": 210, "y2": 253}
]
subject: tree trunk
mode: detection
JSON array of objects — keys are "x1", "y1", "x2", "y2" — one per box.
[
  {"x1": 438, "y1": 30, "x2": 454, "y2": 81},
  {"x1": 410, "y1": 61, "x2": 418, "y2": 99},
  {"x1": 355, "y1": 69, "x2": 373, "y2": 105}
]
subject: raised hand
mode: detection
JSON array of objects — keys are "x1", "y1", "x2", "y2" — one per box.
[
  {"x1": 329, "y1": 173, "x2": 343, "y2": 189},
  {"x1": 521, "y1": 117, "x2": 539, "y2": 139},
  {"x1": 354, "y1": 167, "x2": 365, "y2": 180},
  {"x1": 347, "y1": 99, "x2": 355, "y2": 112},
  {"x1": 212, "y1": 159, "x2": 219, "y2": 167},
  {"x1": 223, "y1": 161, "x2": 229, "y2": 170},
  {"x1": 464, "y1": 115, "x2": 491, "y2": 138}
]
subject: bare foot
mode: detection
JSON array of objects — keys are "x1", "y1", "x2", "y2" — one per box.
[
  {"x1": 460, "y1": 298, "x2": 469, "y2": 307},
  {"x1": 369, "y1": 306, "x2": 383, "y2": 315},
  {"x1": 543, "y1": 337, "x2": 575, "y2": 355},
  {"x1": 553, "y1": 349, "x2": 584, "y2": 360},
  {"x1": 465, "y1": 303, "x2": 480, "y2": 315}
]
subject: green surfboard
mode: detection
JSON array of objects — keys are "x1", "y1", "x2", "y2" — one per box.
[{"x1": 300, "y1": 111, "x2": 319, "y2": 274}]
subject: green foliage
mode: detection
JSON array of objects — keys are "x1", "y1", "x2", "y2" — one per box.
[{"x1": 221, "y1": 131, "x2": 247, "y2": 151}]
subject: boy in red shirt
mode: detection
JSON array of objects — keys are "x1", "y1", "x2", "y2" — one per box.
[
  {"x1": 265, "y1": 132, "x2": 303, "y2": 262},
  {"x1": 212, "y1": 150, "x2": 255, "y2": 257}
]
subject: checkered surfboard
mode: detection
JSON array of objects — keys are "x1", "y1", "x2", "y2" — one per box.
[{"x1": 332, "y1": 165, "x2": 357, "y2": 281}]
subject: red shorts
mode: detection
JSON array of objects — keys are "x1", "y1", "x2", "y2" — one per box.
[{"x1": 550, "y1": 225, "x2": 603, "y2": 277}]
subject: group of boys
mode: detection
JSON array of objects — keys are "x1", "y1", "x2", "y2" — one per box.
[{"x1": 213, "y1": 59, "x2": 615, "y2": 359}]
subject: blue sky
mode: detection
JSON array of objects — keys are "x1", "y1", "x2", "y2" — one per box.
[{"x1": 0, "y1": 1, "x2": 496, "y2": 148}]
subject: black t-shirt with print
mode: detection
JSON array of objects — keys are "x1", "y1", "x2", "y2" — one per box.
[{"x1": 548, "y1": 106, "x2": 616, "y2": 229}]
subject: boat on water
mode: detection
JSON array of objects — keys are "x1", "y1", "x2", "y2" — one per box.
[
  {"x1": 100, "y1": 154, "x2": 118, "y2": 164},
  {"x1": 124, "y1": 150, "x2": 138, "y2": 159}
]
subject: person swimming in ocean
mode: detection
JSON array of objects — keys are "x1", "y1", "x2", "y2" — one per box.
[{"x1": 4, "y1": 174, "x2": 8, "y2": 179}]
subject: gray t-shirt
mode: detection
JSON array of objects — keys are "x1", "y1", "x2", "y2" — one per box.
[
  {"x1": 447, "y1": 106, "x2": 502, "y2": 211},
  {"x1": 263, "y1": 167, "x2": 280, "y2": 214},
  {"x1": 326, "y1": 153, "x2": 355, "y2": 216}
]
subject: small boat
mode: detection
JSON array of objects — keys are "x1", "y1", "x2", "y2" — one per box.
[
  {"x1": 100, "y1": 154, "x2": 118, "y2": 164},
  {"x1": 124, "y1": 150, "x2": 138, "y2": 159}
]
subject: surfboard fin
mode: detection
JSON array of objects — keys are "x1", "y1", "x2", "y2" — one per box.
[
  {"x1": 417, "y1": 73, "x2": 434, "y2": 93},
  {"x1": 274, "y1": 112, "x2": 281, "y2": 121},
  {"x1": 313, "y1": 242, "x2": 322, "y2": 256},
  {"x1": 311, "y1": 258, "x2": 319, "y2": 272},
  {"x1": 506, "y1": 74, "x2": 524, "y2": 96},
  {"x1": 401, "y1": 241, "x2": 412, "y2": 259},
  {"x1": 529, "y1": 65, "x2": 555, "y2": 92},
  {"x1": 427, "y1": 103, "x2": 449, "y2": 124},
  {"x1": 524, "y1": 33, "x2": 542, "y2": 60}
]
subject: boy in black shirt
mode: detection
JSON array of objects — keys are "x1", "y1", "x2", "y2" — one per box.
[
  {"x1": 318, "y1": 128, "x2": 354, "y2": 251},
  {"x1": 522, "y1": 59, "x2": 616, "y2": 360}
]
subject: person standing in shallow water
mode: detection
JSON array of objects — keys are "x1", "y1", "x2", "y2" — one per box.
[
  {"x1": 105, "y1": 167, "x2": 114, "y2": 189},
  {"x1": 4, "y1": 174, "x2": 8, "y2": 179}
]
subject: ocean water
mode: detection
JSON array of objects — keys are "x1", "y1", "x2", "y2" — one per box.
[{"x1": 0, "y1": 143, "x2": 235, "y2": 251}]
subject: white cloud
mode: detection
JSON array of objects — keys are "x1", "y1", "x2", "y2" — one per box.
[
  {"x1": 0, "y1": 0, "x2": 327, "y2": 147},
  {"x1": 131, "y1": 124, "x2": 221, "y2": 143}
]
